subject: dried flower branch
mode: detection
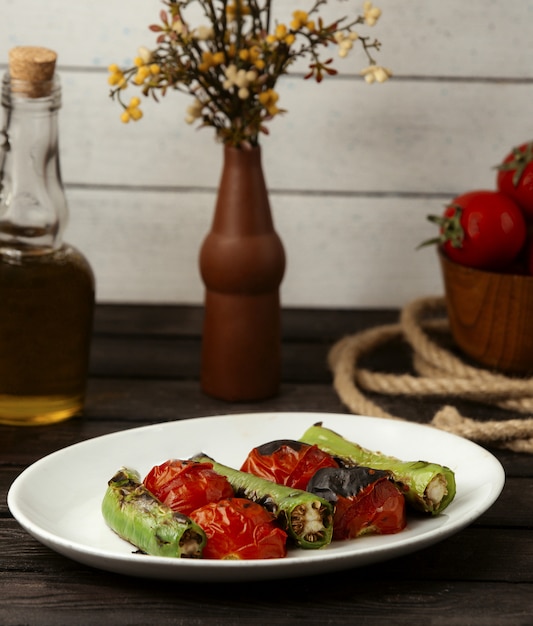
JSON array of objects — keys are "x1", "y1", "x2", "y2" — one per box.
[{"x1": 108, "y1": 0, "x2": 390, "y2": 148}]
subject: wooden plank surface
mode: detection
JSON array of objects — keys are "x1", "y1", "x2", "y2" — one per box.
[{"x1": 2, "y1": 304, "x2": 532, "y2": 625}]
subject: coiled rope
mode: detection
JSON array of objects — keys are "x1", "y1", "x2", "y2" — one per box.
[{"x1": 329, "y1": 295, "x2": 533, "y2": 453}]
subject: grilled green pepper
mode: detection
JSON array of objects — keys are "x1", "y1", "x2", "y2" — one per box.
[
  {"x1": 102, "y1": 467, "x2": 207, "y2": 558},
  {"x1": 300, "y1": 423, "x2": 456, "y2": 515},
  {"x1": 193, "y1": 455, "x2": 334, "y2": 549}
]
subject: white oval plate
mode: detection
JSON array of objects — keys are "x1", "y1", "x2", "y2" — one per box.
[{"x1": 8, "y1": 412, "x2": 505, "y2": 582}]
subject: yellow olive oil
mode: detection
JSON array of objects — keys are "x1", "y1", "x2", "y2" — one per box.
[{"x1": 0, "y1": 247, "x2": 94, "y2": 425}]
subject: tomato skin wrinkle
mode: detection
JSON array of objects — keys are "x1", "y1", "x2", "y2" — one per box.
[
  {"x1": 307, "y1": 467, "x2": 406, "y2": 541},
  {"x1": 189, "y1": 498, "x2": 288, "y2": 560},
  {"x1": 143, "y1": 459, "x2": 234, "y2": 516},
  {"x1": 241, "y1": 439, "x2": 339, "y2": 491}
]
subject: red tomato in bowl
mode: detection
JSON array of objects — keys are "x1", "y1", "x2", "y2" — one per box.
[
  {"x1": 429, "y1": 190, "x2": 526, "y2": 270},
  {"x1": 143, "y1": 459, "x2": 234, "y2": 515},
  {"x1": 190, "y1": 498, "x2": 288, "y2": 560},
  {"x1": 497, "y1": 142, "x2": 533, "y2": 220}
]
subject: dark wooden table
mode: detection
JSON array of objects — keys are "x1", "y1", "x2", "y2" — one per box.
[{"x1": 2, "y1": 305, "x2": 532, "y2": 625}]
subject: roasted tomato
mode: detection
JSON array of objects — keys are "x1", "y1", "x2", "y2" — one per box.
[
  {"x1": 240, "y1": 439, "x2": 339, "y2": 490},
  {"x1": 189, "y1": 498, "x2": 288, "y2": 560},
  {"x1": 307, "y1": 466, "x2": 406, "y2": 541},
  {"x1": 425, "y1": 190, "x2": 526, "y2": 270},
  {"x1": 143, "y1": 459, "x2": 234, "y2": 516},
  {"x1": 497, "y1": 142, "x2": 533, "y2": 220}
]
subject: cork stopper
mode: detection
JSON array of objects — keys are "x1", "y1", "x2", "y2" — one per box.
[{"x1": 8, "y1": 46, "x2": 57, "y2": 97}]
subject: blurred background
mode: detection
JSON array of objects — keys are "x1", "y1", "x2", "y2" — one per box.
[{"x1": 1, "y1": 0, "x2": 532, "y2": 308}]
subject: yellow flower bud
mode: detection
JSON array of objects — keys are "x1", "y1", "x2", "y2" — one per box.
[
  {"x1": 108, "y1": 66, "x2": 126, "y2": 87},
  {"x1": 275, "y1": 24, "x2": 287, "y2": 39},
  {"x1": 290, "y1": 10, "x2": 308, "y2": 30},
  {"x1": 259, "y1": 89, "x2": 280, "y2": 115},
  {"x1": 129, "y1": 107, "x2": 143, "y2": 121},
  {"x1": 133, "y1": 67, "x2": 149, "y2": 85}
]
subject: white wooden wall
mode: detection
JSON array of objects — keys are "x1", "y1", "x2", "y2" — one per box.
[{"x1": 1, "y1": 1, "x2": 532, "y2": 308}]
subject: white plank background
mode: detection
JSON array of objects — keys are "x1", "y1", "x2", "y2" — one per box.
[{"x1": 1, "y1": 0, "x2": 532, "y2": 307}]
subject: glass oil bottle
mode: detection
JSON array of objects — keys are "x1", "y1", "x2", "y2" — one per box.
[{"x1": 0, "y1": 47, "x2": 95, "y2": 425}]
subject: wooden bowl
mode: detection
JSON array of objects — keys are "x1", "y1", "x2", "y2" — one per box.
[{"x1": 439, "y1": 249, "x2": 533, "y2": 374}]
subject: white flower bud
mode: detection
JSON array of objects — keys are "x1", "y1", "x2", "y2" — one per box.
[
  {"x1": 172, "y1": 19, "x2": 184, "y2": 34},
  {"x1": 138, "y1": 47, "x2": 152, "y2": 64},
  {"x1": 195, "y1": 25, "x2": 214, "y2": 40},
  {"x1": 234, "y1": 69, "x2": 248, "y2": 88}
]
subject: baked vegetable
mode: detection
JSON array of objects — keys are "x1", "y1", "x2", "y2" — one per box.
[
  {"x1": 143, "y1": 459, "x2": 234, "y2": 515},
  {"x1": 189, "y1": 497, "x2": 288, "y2": 560},
  {"x1": 307, "y1": 466, "x2": 406, "y2": 540},
  {"x1": 240, "y1": 439, "x2": 339, "y2": 490},
  {"x1": 192, "y1": 454, "x2": 334, "y2": 549},
  {"x1": 102, "y1": 467, "x2": 206, "y2": 558},
  {"x1": 300, "y1": 423, "x2": 456, "y2": 515}
]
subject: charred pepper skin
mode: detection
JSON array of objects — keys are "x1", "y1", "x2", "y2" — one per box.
[
  {"x1": 306, "y1": 465, "x2": 391, "y2": 504},
  {"x1": 307, "y1": 466, "x2": 406, "y2": 539},
  {"x1": 300, "y1": 423, "x2": 456, "y2": 515},
  {"x1": 102, "y1": 467, "x2": 207, "y2": 558},
  {"x1": 192, "y1": 455, "x2": 334, "y2": 549}
]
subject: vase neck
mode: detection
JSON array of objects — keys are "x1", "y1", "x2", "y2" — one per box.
[{"x1": 212, "y1": 145, "x2": 273, "y2": 235}]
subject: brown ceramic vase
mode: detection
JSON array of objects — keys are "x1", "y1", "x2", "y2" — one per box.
[{"x1": 199, "y1": 144, "x2": 286, "y2": 401}]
